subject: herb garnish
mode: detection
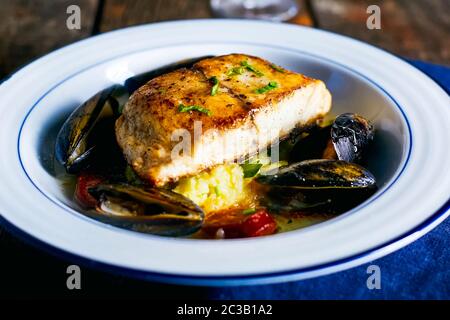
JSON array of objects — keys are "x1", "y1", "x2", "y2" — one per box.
[
  {"x1": 241, "y1": 162, "x2": 263, "y2": 178},
  {"x1": 270, "y1": 64, "x2": 285, "y2": 73},
  {"x1": 125, "y1": 166, "x2": 143, "y2": 185},
  {"x1": 210, "y1": 76, "x2": 219, "y2": 96},
  {"x1": 241, "y1": 61, "x2": 264, "y2": 77},
  {"x1": 178, "y1": 104, "x2": 211, "y2": 116},
  {"x1": 255, "y1": 81, "x2": 278, "y2": 94},
  {"x1": 242, "y1": 208, "x2": 257, "y2": 215},
  {"x1": 227, "y1": 66, "x2": 245, "y2": 76},
  {"x1": 226, "y1": 61, "x2": 264, "y2": 77}
]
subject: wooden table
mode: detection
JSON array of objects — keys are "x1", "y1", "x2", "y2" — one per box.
[{"x1": 0, "y1": 0, "x2": 448, "y2": 298}]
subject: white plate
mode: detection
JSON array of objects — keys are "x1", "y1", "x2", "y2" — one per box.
[{"x1": 0, "y1": 20, "x2": 449, "y2": 286}]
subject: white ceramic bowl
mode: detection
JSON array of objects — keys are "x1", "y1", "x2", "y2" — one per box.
[{"x1": 0, "y1": 20, "x2": 449, "y2": 285}]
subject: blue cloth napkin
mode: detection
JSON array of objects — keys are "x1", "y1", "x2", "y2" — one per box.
[{"x1": 206, "y1": 60, "x2": 450, "y2": 300}]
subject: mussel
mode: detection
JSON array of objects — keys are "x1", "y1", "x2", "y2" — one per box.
[
  {"x1": 55, "y1": 85, "x2": 127, "y2": 174},
  {"x1": 55, "y1": 56, "x2": 214, "y2": 174},
  {"x1": 331, "y1": 113, "x2": 374, "y2": 163},
  {"x1": 87, "y1": 183, "x2": 205, "y2": 236},
  {"x1": 289, "y1": 113, "x2": 374, "y2": 164},
  {"x1": 288, "y1": 125, "x2": 334, "y2": 163},
  {"x1": 257, "y1": 159, "x2": 376, "y2": 188},
  {"x1": 256, "y1": 159, "x2": 377, "y2": 214}
]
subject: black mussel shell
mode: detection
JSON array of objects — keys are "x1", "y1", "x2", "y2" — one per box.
[
  {"x1": 289, "y1": 125, "x2": 333, "y2": 162},
  {"x1": 331, "y1": 113, "x2": 374, "y2": 163},
  {"x1": 256, "y1": 159, "x2": 376, "y2": 189},
  {"x1": 262, "y1": 185, "x2": 376, "y2": 214},
  {"x1": 87, "y1": 183, "x2": 204, "y2": 236},
  {"x1": 55, "y1": 85, "x2": 125, "y2": 174},
  {"x1": 256, "y1": 159, "x2": 377, "y2": 214}
]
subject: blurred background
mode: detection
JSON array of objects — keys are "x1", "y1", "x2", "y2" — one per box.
[
  {"x1": 0, "y1": 0, "x2": 448, "y2": 298},
  {"x1": 1, "y1": 0, "x2": 448, "y2": 79}
]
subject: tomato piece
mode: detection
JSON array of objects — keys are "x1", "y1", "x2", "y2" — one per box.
[
  {"x1": 203, "y1": 209, "x2": 248, "y2": 238},
  {"x1": 74, "y1": 173, "x2": 104, "y2": 208},
  {"x1": 203, "y1": 208, "x2": 277, "y2": 238},
  {"x1": 241, "y1": 210, "x2": 278, "y2": 237}
]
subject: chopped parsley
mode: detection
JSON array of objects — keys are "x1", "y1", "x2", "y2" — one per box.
[
  {"x1": 210, "y1": 76, "x2": 219, "y2": 96},
  {"x1": 270, "y1": 64, "x2": 285, "y2": 73},
  {"x1": 255, "y1": 81, "x2": 278, "y2": 94},
  {"x1": 125, "y1": 166, "x2": 143, "y2": 185},
  {"x1": 242, "y1": 208, "x2": 257, "y2": 215},
  {"x1": 226, "y1": 61, "x2": 264, "y2": 77},
  {"x1": 241, "y1": 162, "x2": 263, "y2": 178},
  {"x1": 240, "y1": 61, "x2": 264, "y2": 77},
  {"x1": 178, "y1": 104, "x2": 211, "y2": 116},
  {"x1": 227, "y1": 66, "x2": 245, "y2": 76}
]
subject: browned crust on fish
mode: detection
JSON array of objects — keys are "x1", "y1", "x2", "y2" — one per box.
[{"x1": 116, "y1": 54, "x2": 332, "y2": 186}]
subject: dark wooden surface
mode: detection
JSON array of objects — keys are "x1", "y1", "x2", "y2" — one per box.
[
  {"x1": 311, "y1": 0, "x2": 450, "y2": 63},
  {"x1": 1, "y1": 0, "x2": 448, "y2": 80},
  {"x1": 0, "y1": 0, "x2": 98, "y2": 77},
  {"x1": 0, "y1": 0, "x2": 448, "y2": 298}
]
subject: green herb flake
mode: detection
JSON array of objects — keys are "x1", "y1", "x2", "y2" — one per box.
[
  {"x1": 255, "y1": 81, "x2": 279, "y2": 94},
  {"x1": 214, "y1": 185, "x2": 221, "y2": 196},
  {"x1": 210, "y1": 76, "x2": 219, "y2": 96},
  {"x1": 259, "y1": 160, "x2": 288, "y2": 175},
  {"x1": 241, "y1": 61, "x2": 264, "y2": 77},
  {"x1": 125, "y1": 166, "x2": 143, "y2": 185},
  {"x1": 241, "y1": 163, "x2": 263, "y2": 178},
  {"x1": 178, "y1": 104, "x2": 212, "y2": 116},
  {"x1": 270, "y1": 64, "x2": 285, "y2": 73},
  {"x1": 227, "y1": 66, "x2": 245, "y2": 76},
  {"x1": 242, "y1": 208, "x2": 257, "y2": 215}
]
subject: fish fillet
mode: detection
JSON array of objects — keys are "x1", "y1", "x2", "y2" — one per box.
[{"x1": 116, "y1": 54, "x2": 332, "y2": 186}]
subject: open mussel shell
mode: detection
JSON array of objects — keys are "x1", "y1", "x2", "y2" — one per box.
[
  {"x1": 289, "y1": 125, "x2": 333, "y2": 162},
  {"x1": 87, "y1": 183, "x2": 204, "y2": 236},
  {"x1": 256, "y1": 159, "x2": 377, "y2": 214},
  {"x1": 256, "y1": 159, "x2": 376, "y2": 189},
  {"x1": 261, "y1": 186, "x2": 377, "y2": 214},
  {"x1": 55, "y1": 85, "x2": 127, "y2": 174},
  {"x1": 331, "y1": 113, "x2": 374, "y2": 163}
]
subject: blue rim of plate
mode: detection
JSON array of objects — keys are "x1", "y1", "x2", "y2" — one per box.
[{"x1": 1, "y1": 20, "x2": 448, "y2": 285}]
